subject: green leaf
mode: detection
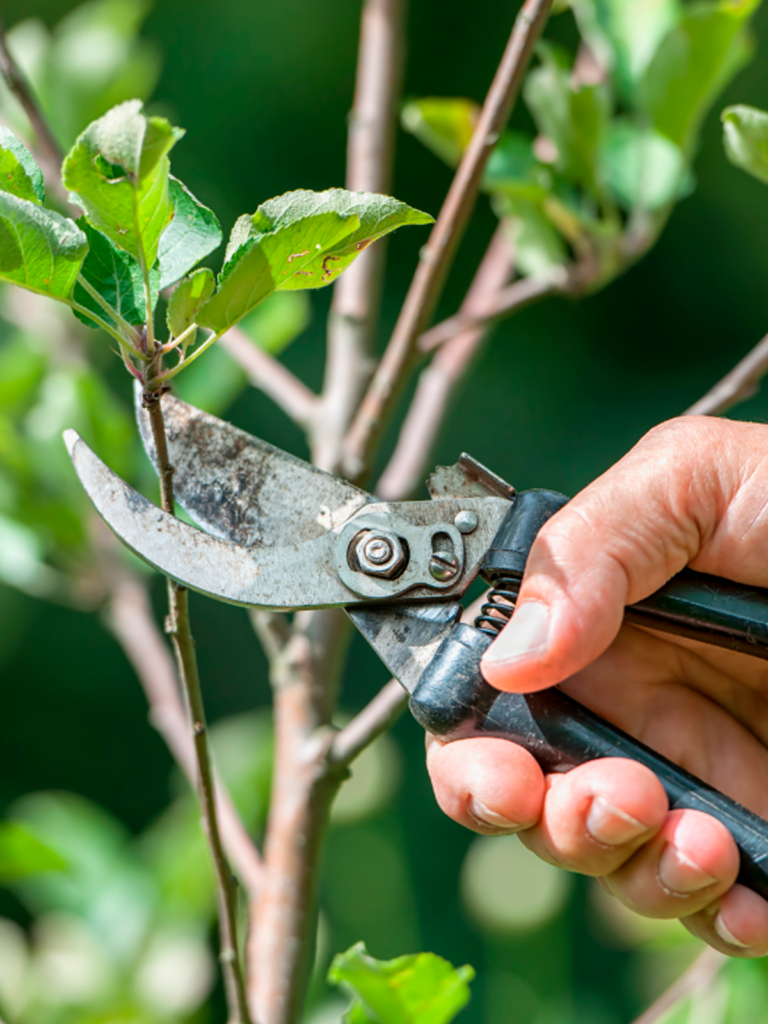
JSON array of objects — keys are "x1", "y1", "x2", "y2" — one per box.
[
  {"x1": 601, "y1": 120, "x2": 688, "y2": 209},
  {"x1": 401, "y1": 98, "x2": 480, "y2": 168},
  {"x1": 0, "y1": 127, "x2": 45, "y2": 204},
  {"x1": 0, "y1": 822, "x2": 66, "y2": 880},
  {"x1": 62, "y1": 98, "x2": 184, "y2": 266},
  {"x1": 329, "y1": 942, "x2": 474, "y2": 1024},
  {"x1": 641, "y1": 0, "x2": 758, "y2": 154},
  {"x1": 482, "y1": 132, "x2": 551, "y2": 200},
  {"x1": 722, "y1": 104, "x2": 768, "y2": 184},
  {"x1": 0, "y1": 192, "x2": 87, "y2": 299},
  {"x1": 167, "y1": 267, "x2": 215, "y2": 338},
  {"x1": 570, "y1": 0, "x2": 680, "y2": 100},
  {"x1": 157, "y1": 176, "x2": 222, "y2": 289},
  {"x1": 524, "y1": 46, "x2": 610, "y2": 192},
  {"x1": 73, "y1": 218, "x2": 156, "y2": 329},
  {"x1": 199, "y1": 189, "x2": 432, "y2": 332},
  {"x1": 492, "y1": 193, "x2": 568, "y2": 277}
]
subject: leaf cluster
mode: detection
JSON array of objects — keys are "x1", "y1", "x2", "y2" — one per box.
[
  {"x1": 0, "y1": 100, "x2": 432, "y2": 391},
  {"x1": 403, "y1": 0, "x2": 758, "y2": 288}
]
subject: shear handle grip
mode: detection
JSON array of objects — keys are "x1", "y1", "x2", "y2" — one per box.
[{"x1": 409, "y1": 624, "x2": 768, "y2": 901}]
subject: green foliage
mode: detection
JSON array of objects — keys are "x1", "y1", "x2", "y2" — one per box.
[
  {"x1": 73, "y1": 218, "x2": 157, "y2": 329},
  {"x1": 157, "y1": 176, "x2": 222, "y2": 289},
  {"x1": 722, "y1": 103, "x2": 768, "y2": 183},
  {"x1": 166, "y1": 266, "x2": 215, "y2": 340},
  {"x1": 0, "y1": 823, "x2": 66, "y2": 880},
  {"x1": 0, "y1": 192, "x2": 87, "y2": 300},
  {"x1": 328, "y1": 943, "x2": 474, "y2": 1024},
  {"x1": 198, "y1": 189, "x2": 432, "y2": 333},
  {"x1": 62, "y1": 99, "x2": 183, "y2": 269},
  {"x1": 0, "y1": 128, "x2": 45, "y2": 204},
  {"x1": 405, "y1": 0, "x2": 760, "y2": 287}
]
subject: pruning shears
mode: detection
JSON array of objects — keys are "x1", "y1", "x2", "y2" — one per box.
[{"x1": 65, "y1": 396, "x2": 768, "y2": 899}]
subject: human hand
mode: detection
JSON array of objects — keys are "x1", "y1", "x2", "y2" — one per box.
[{"x1": 426, "y1": 416, "x2": 768, "y2": 956}]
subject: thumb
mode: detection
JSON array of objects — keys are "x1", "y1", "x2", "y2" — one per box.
[{"x1": 480, "y1": 418, "x2": 738, "y2": 693}]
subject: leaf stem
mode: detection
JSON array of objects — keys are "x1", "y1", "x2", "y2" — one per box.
[
  {"x1": 144, "y1": 391, "x2": 251, "y2": 1024},
  {"x1": 65, "y1": 296, "x2": 143, "y2": 355},
  {"x1": 162, "y1": 321, "x2": 199, "y2": 354},
  {"x1": 76, "y1": 274, "x2": 142, "y2": 347},
  {"x1": 151, "y1": 327, "x2": 222, "y2": 386}
]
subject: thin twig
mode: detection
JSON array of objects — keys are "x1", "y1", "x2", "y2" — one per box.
[
  {"x1": 145, "y1": 394, "x2": 251, "y2": 1024},
  {"x1": 105, "y1": 559, "x2": 263, "y2": 895},
  {"x1": 377, "y1": 225, "x2": 515, "y2": 500},
  {"x1": 330, "y1": 679, "x2": 408, "y2": 766},
  {"x1": 315, "y1": 0, "x2": 407, "y2": 472},
  {"x1": 685, "y1": 330, "x2": 768, "y2": 416},
  {"x1": 219, "y1": 326, "x2": 318, "y2": 429},
  {"x1": 418, "y1": 269, "x2": 565, "y2": 352},
  {"x1": 342, "y1": 0, "x2": 554, "y2": 478},
  {"x1": 0, "y1": 20, "x2": 62, "y2": 166},
  {"x1": 630, "y1": 947, "x2": 725, "y2": 1024}
]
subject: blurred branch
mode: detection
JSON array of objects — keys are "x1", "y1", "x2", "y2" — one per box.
[
  {"x1": 685, "y1": 330, "x2": 768, "y2": 416},
  {"x1": 143, "y1": 392, "x2": 251, "y2": 1023},
  {"x1": 315, "y1": 0, "x2": 407, "y2": 472},
  {"x1": 0, "y1": 21, "x2": 73, "y2": 208},
  {"x1": 630, "y1": 947, "x2": 725, "y2": 1024},
  {"x1": 342, "y1": 0, "x2": 554, "y2": 479},
  {"x1": 377, "y1": 225, "x2": 515, "y2": 500},
  {"x1": 220, "y1": 326, "x2": 318, "y2": 429},
  {"x1": 105, "y1": 555, "x2": 264, "y2": 895},
  {"x1": 418, "y1": 268, "x2": 565, "y2": 353}
]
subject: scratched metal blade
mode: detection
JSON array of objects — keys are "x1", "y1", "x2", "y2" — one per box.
[
  {"x1": 65, "y1": 430, "x2": 363, "y2": 610},
  {"x1": 347, "y1": 602, "x2": 462, "y2": 694},
  {"x1": 135, "y1": 389, "x2": 371, "y2": 546}
]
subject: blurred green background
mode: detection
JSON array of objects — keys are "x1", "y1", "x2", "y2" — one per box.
[{"x1": 3, "y1": 0, "x2": 768, "y2": 1021}]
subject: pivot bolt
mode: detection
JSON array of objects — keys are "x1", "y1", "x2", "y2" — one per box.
[
  {"x1": 454, "y1": 510, "x2": 479, "y2": 534},
  {"x1": 354, "y1": 530, "x2": 407, "y2": 579},
  {"x1": 429, "y1": 551, "x2": 460, "y2": 582}
]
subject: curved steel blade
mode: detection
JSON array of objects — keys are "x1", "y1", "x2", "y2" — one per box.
[
  {"x1": 65, "y1": 430, "x2": 361, "y2": 609},
  {"x1": 135, "y1": 390, "x2": 371, "y2": 545}
]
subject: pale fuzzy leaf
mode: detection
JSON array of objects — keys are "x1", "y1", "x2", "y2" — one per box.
[
  {"x1": 73, "y1": 218, "x2": 155, "y2": 329},
  {"x1": 62, "y1": 98, "x2": 184, "y2": 265},
  {"x1": 0, "y1": 127, "x2": 45, "y2": 204},
  {"x1": 329, "y1": 942, "x2": 474, "y2": 1024},
  {"x1": 401, "y1": 98, "x2": 480, "y2": 168},
  {"x1": 157, "y1": 176, "x2": 222, "y2": 289},
  {"x1": 722, "y1": 104, "x2": 768, "y2": 185},
  {"x1": 0, "y1": 192, "x2": 87, "y2": 299},
  {"x1": 642, "y1": 0, "x2": 758, "y2": 153},
  {"x1": 167, "y1": 267, "x2": 215, "y2": 338},
  {"x1": 602, "y1": 120, "x2": 687, "y2": 209}
]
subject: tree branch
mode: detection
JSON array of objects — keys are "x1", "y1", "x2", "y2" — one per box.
[
  {"x1": 418, "y1": 267, "x2": 565, "y2": 353},
  {"x1": 314, "y1": 0, "x2": 407, "y2": 472},
  {"x1": 685, "y1": 330, "x2": 768, "y2": 416},
  {"x1": 630, "y1": 947, "x2": 725, "y2": 1024},
  {"x1": 377, "y1": 225, "x2": 515, "y2": 500},
  {"x1": 219, "y1": 327, "x2": 318, "y2": 429},
  {"x1": 144, "y1": 393, "x2": 251, "y2": 1024},
  {"x1": 105, "y1": 557, "x2": 263, "y2": 895},
  {"x1": 342, "y1": 0, "x2": 554, "y2": 478}
]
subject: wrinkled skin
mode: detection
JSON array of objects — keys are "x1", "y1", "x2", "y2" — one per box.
[{"x1": 427, "y1": 417, "x2": 768, "y2": 955}]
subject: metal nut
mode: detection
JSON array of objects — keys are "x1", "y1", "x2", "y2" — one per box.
[
  {"x1": 429, "y1": 551, "x2": 460, "y2": 582},
  {"x1": 454, "y1": 510, "x2": 479, "y2": 534},
  {"x1": 354, "y1": 530, "x2": 407, "y2": 579}
]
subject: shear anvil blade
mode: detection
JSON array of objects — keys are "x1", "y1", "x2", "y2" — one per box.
[
  {"x1": 64, "y1": 430, "x2": 363, "y2": 610},
  {"x1": 135, "y1": 390, "x2": 371, "y2": 546}
]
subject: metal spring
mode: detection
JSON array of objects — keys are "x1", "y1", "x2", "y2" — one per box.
[{"x1": 475, "y1": 575, "x2": 521, "y2": 636}]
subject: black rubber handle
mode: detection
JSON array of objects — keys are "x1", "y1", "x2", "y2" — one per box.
[{"x1": 410, "y1": 624, "x2": 768, "y2": 900}]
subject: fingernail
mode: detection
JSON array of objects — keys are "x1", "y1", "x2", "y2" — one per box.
[
  {"x1": 714, "y1": 912, "x2": 751, "y2": 949},
  {"x1": 467, "y1": 797, "x2": 523, "y2": 834},
  {"x1": 482, "y1": 602, "x2": 550, "y2": 665},
  {"x1": 586, "y1": 796, "x2": 650, "y2": 846},
  {"x1": 658, "y1": 844, "x2": 717, "y2": 895}
]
